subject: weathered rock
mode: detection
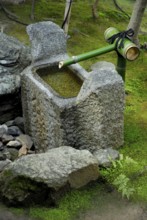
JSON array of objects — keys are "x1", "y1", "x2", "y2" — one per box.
[
  {"x1": 1, "y1": 134, "x2": 14, "y2": 144},
  {"x1": 93, "y1": 148, "x2": 119, "y2": 167},
  {"x1": 7, "y1": 140, "x2": 22, "y2": 149},
  {"x1": 0, "y1": 124, "x2": 8, "y2": 133},
  {"x1": 16, "y1": 134, "x2": 33, "y2": 150},
  {"x1": 0, "y1": 124, "x2": 8, "y2": 137},
  {"x1": 26, "y1": 21, "x2": 67, "y2": 64},
  {"x1": 1, "y1": 150, "x2": 11, "y2": 160},
  {"x1": 75, "y1": 68, "x2": 124, "y2": 150},
  {"x1": 14, "y1": 117, "x2": 24, "y2": 132},
  {"x1": 0, "y1": 32, "x2": 31, "y2": 124},
  {"x1": 18, "y1": 145, "x2": 28, "y2": 157},
  {"x1": 0, "y1": 146, "x2": 99, "y2": 206},
  {"x1": 0, "y1": 159, "x2": 11, "y2": 172},
  {"x1": 91, "y1": 61, "x2": 115, "y2": 71},
  {"x1": 8, "y1": 126, "x2": 23, "y2": 136},
  {"x1": 0, "y1": 151, "x2": 7, "y2": 160},
  {"x1": 0, "y1": 141, "x2": 4, "y2": 151},
  {"x1": 0, "y1": 32, "x2": 31, "y2": 95},
  {"x1": 5, "y1": 120, "x2": 14, "y2": 127},
  {"x1": 27, "y1": 150, "x2": 35, "y2": 154},
  {"x1": 4, "y1": 148, "x2": 18, "y2": 161}
]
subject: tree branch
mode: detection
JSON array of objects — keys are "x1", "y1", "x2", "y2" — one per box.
[
  {"x1": 113, "y1": 0, "x2": 130, "y2": 19},
  {"x1": 0, "y1": 1, "x2": 28, "y2": 26}
]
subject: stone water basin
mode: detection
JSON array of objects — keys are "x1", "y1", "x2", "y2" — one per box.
[
  {"x1": 21, "y1": 63, "x2": 88, "y2": 152},
  {"x1": 21, "y1": 61, "x2": 124, "y2": 153},
  {"x1": 37, "y1": 65, "x2": 83, "y2": 98}
]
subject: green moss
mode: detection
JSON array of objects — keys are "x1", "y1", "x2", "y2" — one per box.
[
  {"x1": 0, "y1": 171, "x2": 47, "y2": 206},
  {"x1": 1, "y1": 169, "x2": 13, "y2": 178},
  {"x1": 2, "y1": 174, "x2": 39, "y2": 195},
  {"x1": 37, "y1": 67, "x2": 83, "y2": 98},
  {"x1": 9, "y1": 177, "x2": 37, "y2": 191},
  {"x1": 134, "y1": 175, "x2": 147, "y2": 202},
  {"x1": 29, "y1": 182, "x2": 102, "y2": 220}
]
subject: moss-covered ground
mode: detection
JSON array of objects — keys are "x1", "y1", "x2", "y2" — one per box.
[{"x1": 0, "y1": 0, "x2": 147, "y2": 219}]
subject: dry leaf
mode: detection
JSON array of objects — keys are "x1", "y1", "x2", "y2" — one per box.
[{"x1": 18, "y1": 144, "x2": 28, "y2": 157}]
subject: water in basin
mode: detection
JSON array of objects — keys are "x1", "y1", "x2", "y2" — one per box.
[{"x1": 37, "y1": 66, "x2": 83, "y2": 98}]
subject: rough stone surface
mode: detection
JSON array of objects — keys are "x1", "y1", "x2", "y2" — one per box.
[
  {"x1": 4, "y1": 148, "x2": 18, "y2": 161},
  {"x1": 0, "y1": 32, "x2": 31, "y2": 95},
  {"x1": 75, "y1": 69, "x2": 124, "y2": 151},
  {"x1": 5, "y1": 120, "x2": 14, "y2": 127},
  {"x1": 0, "y1": 146, "x2": 99, "y2": 205},
  {"x1": 0, "y1": 141, "x2": 4, "y2": 151},
  {"x1": 7, "y1": 126, "x2": 23, "y2": 136},
  {"x1": 6, "y1": 140, "x2": 21, "y2": 149},
  {"x1": 0, "y1": 119, "x2": 35, "y2": 168},
  {"x1": 91, "y1": 61, "x2": 115, "y2": 71},
  {"x1": 0, "y1": 32, "x2": 31, "y2": 123},
  {"x1": 16, "y1": 134, "x2": 33, "y2": 150},
  {"x1": 22, "y1": 62, "x2": 124, "y2": 152},
  {"x1": 93, "y1": 148, "x2": 119, "y2": 167},
  {"x1": 27, "y1": 21, "x2": 67, "y2": 64},
  {"x1": 0, "y1": 151, "x2": 7, "y2": 160},
  {"x1": 0, "y1": 159, "x2": 11, "y2": 172},
  {"x1": 0, "y1": 125, "x2": 8, "y2": 137},
  {"x1": 1, "y1": 134, "x2": 14, "y2": 144},
  {"x1": 14, "y1": 117, "x2": 24, "y2": 132},
  {"x1": 21, "y1": 22, "x2": 124, "y2": 152},
  {"x1": 18, "y1": 144, "x2": 28, "y2": 157}
]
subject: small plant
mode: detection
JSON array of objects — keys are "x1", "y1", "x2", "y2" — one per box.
[
  {"x1": 113, "y1": 174, "x2": 135, "y2": 199},
  {"x1": 109, "y1": 153, "x2": 124, "y2": 168},
  {"x1": 100, "y1": 154, "x2": 140, "y2": 199}
]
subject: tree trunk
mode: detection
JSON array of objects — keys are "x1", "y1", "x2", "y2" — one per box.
[
  {"x1": 62, "y1": 0, "x2": 73, "y2": 34},
  {"x1": 127, "y1": 0, "x2": 147, "y2": 45},
  {"x1": 92, "y1": 0, "x2": 99, "y2": 19}
]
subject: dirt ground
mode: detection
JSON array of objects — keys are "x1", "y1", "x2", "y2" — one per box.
[{"x1": 75, "y1": 190, "x2": 147, "y2": 220}]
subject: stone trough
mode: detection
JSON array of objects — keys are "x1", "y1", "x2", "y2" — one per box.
[{"x1": 21, "y1": 21, "x2": 125, "y2": 153}]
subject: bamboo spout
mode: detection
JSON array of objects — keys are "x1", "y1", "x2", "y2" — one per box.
[
  {"x1": 59, "y1": 44, "x2": 116, "y2": 69},
  {"x1": 59, "y1": 27, "x2": 140, "y2": 81}
]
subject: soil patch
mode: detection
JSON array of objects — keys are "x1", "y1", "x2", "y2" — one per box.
[{"x1": 75, "y1": 188, "x2": 147, "y2": 220}]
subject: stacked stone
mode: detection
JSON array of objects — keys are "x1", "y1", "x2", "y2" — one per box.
[
  {"x1": 0, "y1": 117, "x2": 119, "y2": 207},
  {"x1": 0, "y1": 117, "x2": 34, "y2": 172}
]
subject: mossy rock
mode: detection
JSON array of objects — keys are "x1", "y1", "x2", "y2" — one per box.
[{"x1": 0, "y1": 170, "x2": 57, "y2": 206}]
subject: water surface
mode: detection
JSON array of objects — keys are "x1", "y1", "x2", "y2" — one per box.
[{"x1": 37, "y1": 67, "x2": 83, "y2": 98}]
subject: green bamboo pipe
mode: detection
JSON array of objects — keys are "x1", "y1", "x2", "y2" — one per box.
[
  {"x1": 59, "y1": 27, "x2": 140, "y2": 81},
  {"x1": 58, "y1": 44, "x2": 126, "y2": 81},
  {"x1": 59, "y1": 44, "x2": 116, "y2": 68}
]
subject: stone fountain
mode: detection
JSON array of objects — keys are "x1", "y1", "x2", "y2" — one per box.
[
  {"x1": 0, "y1": 21, "x2": 125, "y2": 206},
  {"x1": 21, "y1": 21, "x2": 125, "y2": 153}
]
